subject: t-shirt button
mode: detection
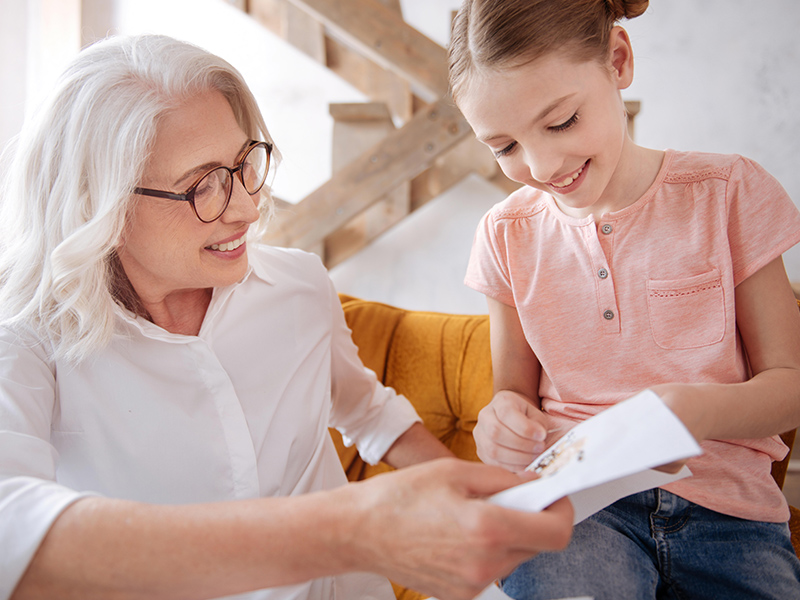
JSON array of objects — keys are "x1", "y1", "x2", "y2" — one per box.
[
  {"x1": 603, "y1": 309, "x2": 615, "y2": 320},
  {"x1": 601, "y1": 223, "x2": 613, "y2": 234},
  {"x1": 598, "y1": 268, "x2": 609, "y2": 279}
]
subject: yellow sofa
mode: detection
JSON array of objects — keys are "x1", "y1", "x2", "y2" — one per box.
[{"x1": 332, "y1": 294, "x2": 800, "y2": 599}]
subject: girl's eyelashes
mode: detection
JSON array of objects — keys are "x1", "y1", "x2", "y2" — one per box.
[
  {"x1": 492, "y1": 112, "x2": 580, "y2": 158},
  {"x1": 494, "y1": 141, "x2": 517, "y2": 158},
  {"x1": 549, "y1": 112, "x2": 579, "y2": 132},
  {"x1": 491, "y1": 112, "x2": 579, "y2": 158}
]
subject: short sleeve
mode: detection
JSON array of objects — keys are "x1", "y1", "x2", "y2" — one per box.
[
  {"x1": 727, "y1": 156, "x2": 800, "y2": 286},
  {"x1": 464, "y1": 208, "x2": 516, "y2": 306}
]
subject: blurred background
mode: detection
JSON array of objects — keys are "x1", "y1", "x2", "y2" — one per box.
[{"x1": 1, "y1": 0, "x2": 799, "y2": 315}]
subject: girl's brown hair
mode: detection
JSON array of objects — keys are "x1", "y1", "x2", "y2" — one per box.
[{"x1": 448, "y1": 0, "x2": 649, "y2": 100}]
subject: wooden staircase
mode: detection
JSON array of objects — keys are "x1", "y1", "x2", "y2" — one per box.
[{"x1": 231, "y1": 0, "x2": 639, "y2": 268}]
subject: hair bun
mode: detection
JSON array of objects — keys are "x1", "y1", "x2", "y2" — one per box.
[{"x1": 605, "y1": 0, "x2": 649, "y2": 20}]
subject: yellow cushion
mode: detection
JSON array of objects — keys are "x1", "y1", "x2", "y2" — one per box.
[{"x1": 332, "y1": 295, "x2": 491, "y2": 481}]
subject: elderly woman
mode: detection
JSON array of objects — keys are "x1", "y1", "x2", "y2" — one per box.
[{"x1": 0, "y1": 35, "x2": 571, "y2": 600}]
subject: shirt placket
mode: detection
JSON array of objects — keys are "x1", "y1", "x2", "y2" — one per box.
[
  {"x1": 583, "y1": 221, "x2": 620, "y2": 334},
  {"x1": 188, "y1": 340, "x2": 260, "y2": 499}
]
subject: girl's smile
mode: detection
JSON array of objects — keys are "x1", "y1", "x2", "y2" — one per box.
[{"x1": 547, "y1": 160, "x2": 589, "y2": 192}]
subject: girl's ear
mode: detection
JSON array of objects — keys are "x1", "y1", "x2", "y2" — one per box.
[{"x1": 608, "y1": 26, "x2": 634, "y2": 90}]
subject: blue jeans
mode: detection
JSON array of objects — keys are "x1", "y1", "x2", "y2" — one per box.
[{"x1": 501, "y1": 489, "x2": 800, "y2": 600}]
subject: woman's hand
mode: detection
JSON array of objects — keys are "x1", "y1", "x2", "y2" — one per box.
[
  {"x1": 474, "y1": 390, "x2": 549, "y2": 472},
  {"x1": 347, "y1": 457, "x2": 573, "y2": 600}
]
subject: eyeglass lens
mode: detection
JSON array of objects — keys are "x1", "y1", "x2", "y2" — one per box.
[{"x1": 193, "y1": 143, "x2": 269, "y2": 222}]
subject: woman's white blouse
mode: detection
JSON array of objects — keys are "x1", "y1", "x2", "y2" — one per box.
[{"x1": 0, "y1": 245, "x2": 420, "y2": 600}]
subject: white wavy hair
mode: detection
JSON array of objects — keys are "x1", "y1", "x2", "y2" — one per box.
[{"x1": 0, "y1": 34, "x2": 278, "y2": 363}]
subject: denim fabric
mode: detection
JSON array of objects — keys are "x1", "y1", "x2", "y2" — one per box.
[{"x1": 501, "y1": 489, "x2": 800, "y2": 600}]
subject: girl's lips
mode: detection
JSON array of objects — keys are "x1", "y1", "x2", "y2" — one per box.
[{"x1": 548, "y1": 160, "x2": 589, "y2": 192}]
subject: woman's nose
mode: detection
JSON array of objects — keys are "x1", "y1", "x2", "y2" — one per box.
[{"x1": 222, "y1": 177, "x2": 261, "y2": 224}]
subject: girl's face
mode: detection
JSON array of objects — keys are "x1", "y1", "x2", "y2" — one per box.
[{"x1": 458, "y1": 28, "x2": 638, "y2": 221}]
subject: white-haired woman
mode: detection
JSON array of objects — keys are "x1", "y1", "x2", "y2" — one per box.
[{"x1": 0, "y1": 35, "x2": 572, "y2": 600}]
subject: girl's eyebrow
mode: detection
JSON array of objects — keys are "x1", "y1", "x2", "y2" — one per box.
[
  {"x1": 173, "y1": 139, "x2": 251, "y2": 189},
  {"x1": 477, "y1": 93, "x2": 577, "y2": 144},
  {"x1": 535, "y1": 93, "x2": 577, "y2": 123}
]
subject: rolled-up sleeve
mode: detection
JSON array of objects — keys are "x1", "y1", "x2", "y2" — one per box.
[
  {"x1": 0, "y1": 329, "x2": 94, "y2": 599},
  {"x1": 325, "y1": 282, "x2": 421, "y2": 465}
]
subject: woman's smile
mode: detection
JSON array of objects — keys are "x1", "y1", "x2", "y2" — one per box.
[{"x1": 206, "y1": 231, "x2": 248, "y2": 254}]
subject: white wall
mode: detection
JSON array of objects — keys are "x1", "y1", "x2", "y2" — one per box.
[
  {"x1": 623, "y1": 0, "x2": 800, "y2": 279},
  {"x1": 0, "y1": 1, "x2": 28, "y2": 148},
  {"x1": 2, "y1": 0, "x2": 799, "y2": 314}
]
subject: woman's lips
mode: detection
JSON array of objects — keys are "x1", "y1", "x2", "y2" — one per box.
[{"x1": 206, "y1": 232, "x2": 247, "y2": 252}]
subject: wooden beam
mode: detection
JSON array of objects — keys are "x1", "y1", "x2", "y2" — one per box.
[
  {"x1": 325, "y1": 102, "x2": 410, "y2": 267},
  {"x1": 223, "y1": 0, "x2": 248, "y2": 10},
  {"x1": 263, "y1": 97, "x2": 470, "y2": 250},
  {"x1": 285, "y1": 0, "x2": 449, "y2": 101},
  {"x1": 285, "y1": 2, "x2": 326, "y2": 63},
  {"x1": 248, "y1": 0, "x2": 325, "y2": 62},
  {"x1": 375, "y1": 0, "x2": 402, "y2": 11},
  {"x1": 248, "y1": 0, "x2": 283, "y2": 33},
  {"x1": 324, "y1": 35, "x2": 414, "y2": 123},
  {"x1": 625, "y1": 100, "x2": 640, "y2": 139},
  {"x1": 248, "y1": 0, "x2": 415, "y2": 123},
  {"x1": 410, "y1": 134, "x2": 503, "y2": 211}
]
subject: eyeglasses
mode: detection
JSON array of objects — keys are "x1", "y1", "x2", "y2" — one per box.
[{"x1": 134, "y1": 140, "x2": 272, "y2": 223}]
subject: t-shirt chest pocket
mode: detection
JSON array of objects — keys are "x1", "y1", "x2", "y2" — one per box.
[{"x1": 646, "y1": 269, "x2": 726, "y2": 349}]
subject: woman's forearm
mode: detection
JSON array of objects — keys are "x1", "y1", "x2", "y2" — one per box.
[
  {"x1": 12, "y1": 491, "x2": 359, "y2": 600},
  {"x1": 381, "y1": 421, "x2": 454, "y2": 468}
]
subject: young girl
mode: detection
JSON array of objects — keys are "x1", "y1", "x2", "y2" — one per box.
[{"x1": 449, "y1": 0, "x2": 800, "y2": 597}]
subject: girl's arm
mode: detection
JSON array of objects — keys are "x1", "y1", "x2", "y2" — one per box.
[
  {"x1": 12, "y1": 459, "x2": 574, "y2": 600},
  {"x1": 473, "y1": 297, "x2": 548, "y2": 472},
  {"x1": 653, "y1": 256, "x2": 800, "y2": 442}
]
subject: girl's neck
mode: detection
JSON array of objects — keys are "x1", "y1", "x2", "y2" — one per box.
[{"x1": 556, "y1": 141, "x2": 665, "y2": 222}]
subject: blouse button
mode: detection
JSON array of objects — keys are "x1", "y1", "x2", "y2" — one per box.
[
  {"x1": 601, "y1": 223, "x2": 613, "y2": 234},
  {"x1": 598, "y1": 268, "x2": 609, "y2": 279},
  {"x1": 603, "y1": 309, "x2": 615, "y2": 320}
]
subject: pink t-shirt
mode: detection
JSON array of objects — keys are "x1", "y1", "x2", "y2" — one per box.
[{"x1": 465, "y1": 150, "x2": 800, "y2": 522}]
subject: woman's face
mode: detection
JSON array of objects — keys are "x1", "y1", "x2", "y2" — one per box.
[
  {"x1": 117, "y1": 89, "x2": 261, "y2": 305},
  {"x1": 457, "y1": 29, "x2": 636, "y2": 220}
]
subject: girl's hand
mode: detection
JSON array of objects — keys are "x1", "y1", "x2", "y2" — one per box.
[
  {"x1": 474, "y1": 390, "x2": 549, "y2": 472},
  {"x1": 648, "y1": 383, "x2": 711, "y2": 474}
]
